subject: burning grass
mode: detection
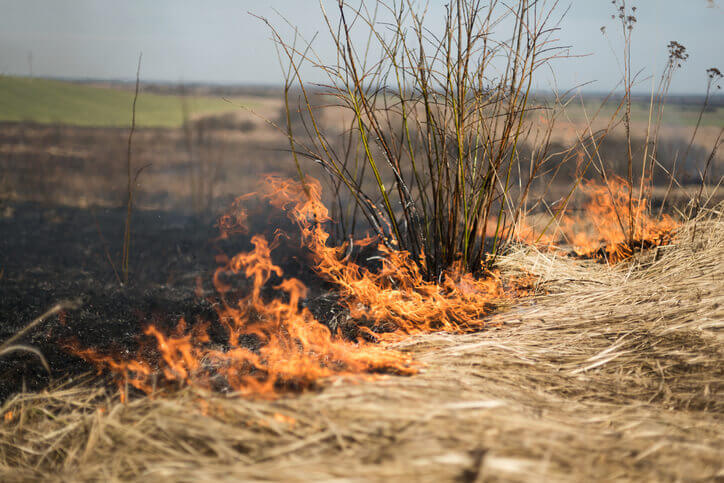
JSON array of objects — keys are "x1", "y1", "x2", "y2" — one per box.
[
  {"x1": 260, "y1": 177, "x2": 508, "y2": 338},
  {"x1": 0, "y1": 0, "x2": 719, "y2": 477},
  {"x1": 67, "y1": 177, "x2": 511, "y2": 399},
  {"x1": 62, "y1": 175, "x2": 690, "y2": 401},
  {"x1": 2, "y1": 205, "x2": 721, "y2": 481},
  {"x1": 517, "y1": 176, "x2": 680, "y2": 264}
]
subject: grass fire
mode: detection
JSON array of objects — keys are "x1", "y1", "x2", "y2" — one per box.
[{"x1": 0, "y1": 0, "x2": 722, "y2": 481}]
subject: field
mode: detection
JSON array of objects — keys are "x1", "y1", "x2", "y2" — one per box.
[
  {"x1": 3, "y1": 76, "x2": 723, "y2": 129},
  {"x1": 0, "y1": 53, "x2": 722, "y2": 483},
  {"x1": 0, "y1": 76, "x2": 257, "y2": 128},
  {"x1": 558, "y1": 94, "x2": 724, "y2": 127}
]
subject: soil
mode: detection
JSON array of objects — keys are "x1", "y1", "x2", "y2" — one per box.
[{"x1": 0, "y1": 200, "x2": 224, "y2": 401}]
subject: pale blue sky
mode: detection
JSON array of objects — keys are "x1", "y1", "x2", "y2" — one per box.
[{"x1": 0, "y1": 0, "x2": 721, "y2": 94}]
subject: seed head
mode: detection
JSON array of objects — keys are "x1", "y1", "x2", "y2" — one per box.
[{"x1": 707, "y1": 67, "x2": 722, "y2": 89}]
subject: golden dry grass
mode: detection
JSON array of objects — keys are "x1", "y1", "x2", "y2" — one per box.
[{"x1": 1, "y1": 207, "x2": 722, "y2": 482}]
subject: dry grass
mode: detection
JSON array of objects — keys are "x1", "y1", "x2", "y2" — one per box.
[{"x1": 1, "y1": 207, "x2": 722, "y2": 482}]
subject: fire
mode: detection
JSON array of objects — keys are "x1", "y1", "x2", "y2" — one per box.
[
  {"x1": 258, "y1": 176, "x2": 507, "y2": 340},
  {"x1": 567, "y1": 177, "x2": 678, "y2": 263},
  {"x1": 216, "y1": 193, "x2": 254, "y2": 239},
  {"x1": 509, "y1": 219, "x2": 558, "y2": 247},
  {"x1": 516, "y1": 176, "x2": 678, "y2": 264},
  {"x1": 69, "y1": 176, "x2": 511, "y2": 399},
  {"x1": 72, "y1": 234, "x2": 415, "y2": 398},
  {"x1": 273, "y1": 413, "x2": 296, "y2": 427},
  {"x1": 67, "y1": 174, "x2": 675, "y2": 400}
]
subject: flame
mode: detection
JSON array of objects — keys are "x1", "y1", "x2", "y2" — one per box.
[
  {"x1": 215, "y1": 193, "x2": 255, "y2": 239},
  {"x1": 70, "y1": 176, "x2": 511, "y2": 399},
  {"x1": 72, "y1": 232, "x2": 414, "y2": 398},
  {"x1": 273, "y1": 413, "x2": 297, "y2": 427},
  {"x1": 258, "y1": 176, "x2": 507, "y2": 340},
  {"x1": 515, "y1": 176, "x2": 678, "y2": 264},
  {"x1": 567, "y1": 177, "x2": 677, "y2": 263},
  {"x1": 509, "y1": 219, "x2": 558, "y2": 247}
]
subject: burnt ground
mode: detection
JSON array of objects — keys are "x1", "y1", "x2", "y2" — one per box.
[
  {"x1": 0, "y1": 120, "x2": 390, "y2": 404},
  {"x1": 0, "y1": 200, "x2": 223, "y2": 401}
]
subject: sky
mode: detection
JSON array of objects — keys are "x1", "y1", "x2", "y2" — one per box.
[{"x1": 0, "y1": 0, "x2": 721, "y2": 94}]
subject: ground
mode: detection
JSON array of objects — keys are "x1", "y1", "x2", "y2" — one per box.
[
  {"x1": 0, "y1": 201, "x2": 218, "y2": 401},
  {"x1": 0, "y1": 78, "x2": 722, "y2": 481},
  {"x1": 0, "y1": 77, "x2": 261, "y2": 128},
  {"x1": 1, "y1": 209, "x2": 722, "y2": 481}
]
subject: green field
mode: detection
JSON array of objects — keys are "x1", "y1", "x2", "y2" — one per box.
[{"x1": 0, "y1": 76, "x2": 252, "y2": 128}]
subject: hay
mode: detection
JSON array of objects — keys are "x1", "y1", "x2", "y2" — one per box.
[{"x1": 1, "y1": 207, "x2": 722, "y2": 482}]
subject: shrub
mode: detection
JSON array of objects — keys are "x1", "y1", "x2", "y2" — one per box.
[{"x1": 264, "y1": 0, "x2": 570, "y2": 278}]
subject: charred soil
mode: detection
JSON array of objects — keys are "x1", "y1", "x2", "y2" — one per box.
[{"x1": 0, "y1": 201, "x2": 219, "y2": 400}]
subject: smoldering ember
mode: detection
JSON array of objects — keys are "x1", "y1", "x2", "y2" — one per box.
[{"x1": 0, "y1": 1, "x2": 722, "y2": 481}]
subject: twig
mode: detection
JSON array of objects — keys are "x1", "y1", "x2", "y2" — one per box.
[
  {"x1": 121, "y1": 53, "x2": 143, "y2": 285},
  {"x1": 0, "y1": 300, "x2": 82, "y2": 373},
  {"x1": 0, "y1": 300, "x2": 81, "y2": 351},
  {"x1": 691, "y1": 128, "x2": 722, "y2": 242},
  {"x1": 91, "y1": 208, "x2": 122, "y2": 285},
  {"x1": 0, "y1": 345, "x2": 50, "y2": 373}
]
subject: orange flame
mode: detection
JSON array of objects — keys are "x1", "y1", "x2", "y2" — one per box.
[
  {"x1": 71, "y1": 176, "x2": 511, "y2": 398},
  {"x1": 516, "y1": 176, "x2": 678, "y2": 264},
  {"x1": 273, "y1": 413, "x2": 297, "y2": 427},
  {"x1": 215, "y1": 192, "x2": 255, "y2": 239},
  {"x1": 258, "y1": 176, "x2": 506, "y2": 340},
  {"x1": 568, "y1": 177, "x2": 677, "y2": 263},
  {"x1": 72, "y1": 233, "x2": 414, "y2": 398}
]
